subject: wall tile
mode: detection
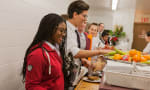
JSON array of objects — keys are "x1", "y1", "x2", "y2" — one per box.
[{"x1": 0, "y1": 0, "x2": 72, "y2": 89}]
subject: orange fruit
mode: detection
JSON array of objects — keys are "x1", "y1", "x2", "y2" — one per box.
[
  {"x1": 136, "y1": 51, "x2": 141, "y2": 55},
  {"x1": 143, "y1": 55, "x2": 150, "y2": 60},
  {"x1": 129, "y1": 49, "x2": 137, "y2": 57},
  {"x1": 140, "y1": 56, "x2": 147, "y2": 62},
  {"x1": 128, "y1": 57, "x2": 132, "y2": 62},
  {"x1": 113, "y1": 54, "x2": 122, "y2": 60},
  {"x1": 132, "y1": 55, "x2": 141, "y2": 62}
]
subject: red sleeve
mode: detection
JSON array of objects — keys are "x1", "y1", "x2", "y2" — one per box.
[{"x1": 25, "y1": 51, "x2": 47, "y2": 90}]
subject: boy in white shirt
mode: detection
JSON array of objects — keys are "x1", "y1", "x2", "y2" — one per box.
[{"x1": 64, "y1": 1, "x2": 112, "y2": 89}]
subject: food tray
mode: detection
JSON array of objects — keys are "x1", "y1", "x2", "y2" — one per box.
[{"x1": 103, "y1": 65, "x2": 150, "y2": 90}]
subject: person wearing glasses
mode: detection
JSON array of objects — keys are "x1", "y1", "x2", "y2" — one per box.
[
  {"x1": 22, "y1": 13, "x2": 66, "y2": 90},
  {"x1": 65, "y1": 0, "x2": 112, "y2": 89}
]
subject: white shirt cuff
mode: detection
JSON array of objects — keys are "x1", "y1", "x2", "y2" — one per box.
[{"x1": 70, "y1": 47, "x2": 80, "y2": 56}]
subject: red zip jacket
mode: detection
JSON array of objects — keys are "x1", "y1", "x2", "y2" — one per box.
[{"x1": 25, "y1": 42, "x2": 64, "y2": 90}]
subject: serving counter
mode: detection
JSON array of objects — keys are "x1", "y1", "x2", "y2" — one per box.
[
  {"x1": 75, "y1": 79, "x2": 99, "y2": 90},
  {"x1": 75, "y1": 77, "x2": 135, "y2": 90}
]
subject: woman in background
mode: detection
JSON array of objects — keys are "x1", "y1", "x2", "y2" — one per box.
[
  {"x1": 87, "y1": 23, "x2": 99, "y2": 50},
  {"x1": 22, "y1": 13, "x2": 66, "y2": 90},
  {"x1": 143, "y1": 31, "x2": 150, "y2": 54}
]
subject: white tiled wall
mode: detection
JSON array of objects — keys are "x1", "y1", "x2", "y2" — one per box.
[
  {"x1": 88, "y1": 8, "x2": 114, "y2": 30},
  {"x1": 113, "y1": 8, "x2": 136, "y2": 50},
  {"x1": 88, "y1": 0, "x2": 136, "y2": 50},
  {"x1": 0, "y1": 0, "x2": 73, "y2": 90},
  {"x1": 113, "y1": 0, "x2": 136, "y2": 49}
]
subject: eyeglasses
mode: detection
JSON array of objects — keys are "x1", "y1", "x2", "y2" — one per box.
[
  {"x1": 80, "y1": 14, "x2": 88, "y2": 18},
  {"x1": 56, "y1": 27, "x2": 67, "y2": 34}
]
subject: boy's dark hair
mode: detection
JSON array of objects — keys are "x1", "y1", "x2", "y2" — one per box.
[
  {"x1": 146, "y1": 31, "x2": 150, "y2": 36},
  {"x1": 98, "y1": 23, "x2": 104, "y2": 26},
  {"x1": 88, "y1": 23, "x2": 98, "y2": 29},
  {"x1": 102, "y1": 30, "x2": 109, "y2": 37},
  {"x1": 67, "y1": 0, "x2": 89, "y2": 19}
]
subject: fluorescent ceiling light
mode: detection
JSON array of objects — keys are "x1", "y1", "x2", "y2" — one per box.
[{"x1": 112, "y1": 0, "x2": 118, "y2": 11}]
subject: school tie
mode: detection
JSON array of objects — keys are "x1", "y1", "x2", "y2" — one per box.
[{"x1": 75, "y1": 30, "x2": 81, "y2": 48}]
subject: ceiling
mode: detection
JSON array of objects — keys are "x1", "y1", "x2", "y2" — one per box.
[
  {"x1": 86, "y1": 0, "x2": 112, "y2": 10},
  {"x1": 86, "y1": 0, "x2": 135, "y2": 10},
  {"x1": 85, "y1": 0, "x2": 150, "y2": 12}
]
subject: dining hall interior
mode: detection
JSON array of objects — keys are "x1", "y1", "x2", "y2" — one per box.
[{"x1": 1, "y1": 0, "x2": 150, "y2": 90}]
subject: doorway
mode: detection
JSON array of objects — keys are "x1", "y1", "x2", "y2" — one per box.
[{"x1": 132, "y1": 23, "x2": 150, "y2": 51}]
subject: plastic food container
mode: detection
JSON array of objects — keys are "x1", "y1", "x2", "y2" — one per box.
[{"x1": 103, "y1": 61, "x2": 150, "y2": 90}]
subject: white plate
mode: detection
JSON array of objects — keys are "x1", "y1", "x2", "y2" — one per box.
[{"x1": 82, "y1": 77, "x2": 101, "y2": 83}]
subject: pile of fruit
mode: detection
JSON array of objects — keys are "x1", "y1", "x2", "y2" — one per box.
[{"x1": 106, "y1": 48, "x2": 150, "y2": 64}]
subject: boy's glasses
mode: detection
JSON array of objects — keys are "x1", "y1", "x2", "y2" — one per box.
[{"x1": 80, "y1": 14, "x2": 88, "y2": 18}]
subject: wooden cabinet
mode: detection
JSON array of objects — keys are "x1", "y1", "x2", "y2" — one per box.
[{"x1": 132, "y1": 23, "x2": 150, "y2": 51}]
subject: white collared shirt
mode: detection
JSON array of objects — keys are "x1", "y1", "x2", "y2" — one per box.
[
  {"x1": 98, "y1": 40, "x2": 105, "y2": 48},
  {"x1": 45, "y1": 41, "x2": 60, "y2": 56},
  {"x1": 66, "y1": 21, "x2": 80, "y2": 56},
  {"x1": 96, "y1": 32, "x2": 102, "y2": 40},
  {"x1": 143, "y1": 42, "x2": 150, "y2": 54},
  {"x1": 92, "y1": 37, "x2": 101, "y2": 50},
  {"x1": 78, "y1": 32, "x2": 86, "y2": 50},
  {"x1": 66, "y1": 21, "x2": 81, "y2": 86}
]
